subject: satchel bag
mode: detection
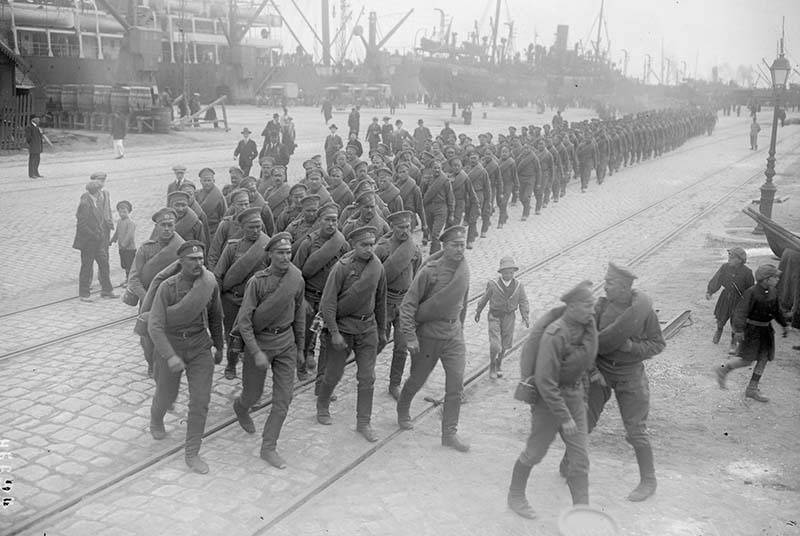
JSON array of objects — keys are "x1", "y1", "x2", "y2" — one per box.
[
  {"x1": 122, "y1": 288, "x2": 139, "y2": 307},
  {"x1": 513, "y1": 375, "x2": 539, "y2": 405}
]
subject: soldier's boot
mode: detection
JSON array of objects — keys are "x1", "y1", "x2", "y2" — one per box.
[
  {"x1": 224, "y1": 348, "x2": 238, "y2": 380},
  {"x1": 507, "y1": 459, "x2": 537, "y2": 519},
  {"x1": 316, "y1": 382, "x2": 335, "y2": 425},
  {"x1": 489, "y1": 352, "x2": 498, "y2": 380},
  {"x1": 355, "y1": 389, "x2": 378, "y2": 442},
  {"x1": 712, "y1": 327, "x2": 723, "y2": 344},
  {"x1": 558, "y1": 452, "x2": 570, "y2": 478},
  {"x1": 728, "y1": 333, "x2": 738, "y2": 355},
  {"x1": 260, "y1": 445, "x2": 287, "y2": 469},
  {"x1": 233, "y1": 398, "x2": 256, "y2": 434},
  {"x1": 627, "y1": 446, "x2": 657, "y2": 502},
  {"x1": 567, "y1": 475, "x2": 590, "y2": 505},
  {"x1": 296, "y1": 362, "x2": 309, "y2": 381},
  {"x1": 306, "y1": 350, "x2": 317, "y2": 371},
  {"x1": 496, "y1": 351, "x2": 504, "y2": 378},
  {"x1": 397, "y1": 385, "x2": 414, "y2": 430},
  {"x1": 745, "y1": 378, "x2": 769, "y2": 403}
]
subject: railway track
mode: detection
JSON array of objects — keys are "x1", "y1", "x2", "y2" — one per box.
[{"x1": 9, "y1": 131, "x2": 798, "y2": 536}]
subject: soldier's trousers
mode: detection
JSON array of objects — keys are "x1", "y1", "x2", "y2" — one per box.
[
  {"x1": 518, "y1": 179, "x2": 534, "y2": 217},
  {"x1": 150, "y1": 335, "x2": 214, "y2": 457},
  {"x1": 548, "y1": 171, "x2": 561, "y2": 202},
  {"x1": 588, "y1": 362, "x2": 651, "y2": 450},
  {"x1": 320, "y1": 330, "x2": 377, "y2": 426},
  {"x1": 236, "y1": 339, "x2": 295, "y2": 449},
  {"x1": 499, "y1": 181, "x2": 513, "y2": 224},
  {"x1": 424, "y1": 207, "x2": 447, "y2": 254},
  {"x1": 542, "y1": 173, "x2": 554, "y2": 205},
  {"x1": 141, "y1": 335, "x2": 155, "y2": 368},
  {"x1": 398, "y1": 335, "x2": 465, "y2": 437},
  {"x1": 519, "y1": 385, "x2": 589, "y2": 482},
  {"x1": 579, "y1": 163, "x2": 593, "y2": 190},
  {"x1": 596, "y1": 157, "x2": 609, "y2": 183},
  {"x1": 453, "y1": 200, "x2": 465, "y2": 226},
  {"x1": 221, "y1": 294, "x2": 241, "y2": 366},
  {"x1": 385, "y1": 302, "x2": 408, "y2": 388}
]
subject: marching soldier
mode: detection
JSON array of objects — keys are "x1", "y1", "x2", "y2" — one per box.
[
  {"x1": 196, "y1": 168, "x2": 227, "y2": 237},
  {"x1": 213, "y1": 207, "x2": 270, "y2": 379},
  {"x1": 341, "y1": 191, "x2": 390, "y2": 239},
  {"x1": 293, "y1": 203, "x2": 350, "y2": 382},
  {"x1": 562, "y1": 262, "x2": 665, "y2": 502},
  {"x1": 233, "y1": 232, "x2": 306, "y2": 469},
  {"x1": 275, "y1": 183, "x2": 307, "y2": 233},
  {"x1": 129, "y1": 208, "x2": 185, "y2": 376},
  {"x1": 375, "y1": 211, "x2": 423, "y2": 400},
  {"x1": 508, "y1": 281, "x2": 597, "y2": 518},
  {"x1": 316, "y1": 226, "x2": 387, "y2": 443},
  {"x1": 328, "y1": 166, "x2": 354, "y2": 208},
  {"x1": 394, "y1": 161, "x2": 426, "y2": 233},
  {"x1": 376, "y1": 167, "x2": 404, "y2": 213},
  {"x1": 168, "y1": 190, "x2": 208, "y2": 247},
  {"x1": 497, "y1": 145, "x2": 517, "y2": 227},
  {"x1": 397, "y1": 226, "x2": 470, "y2": 452},
  {"x1": 421, "y1": 160, "x2": 455, "y2": 253},
  {"x1": 465, "y1": 151, "x2": 492, "y2": 245},
  {"x1": 286, "y1": 195, "x2": 320, "y2": 256},
  {"x1": 208, "y1": 188, "x2": 250, "y2": 270},
  {"x1": 148, "y1": 240, "x2": 224, "y2": 475}
]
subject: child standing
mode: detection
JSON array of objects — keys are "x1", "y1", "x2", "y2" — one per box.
[
  {"x1": 475, "y1": 256, "x2": 530, "y2": 378},
  {"x1": 706, "y1": 247, "x2": 754, "y2": 353},
  {"x1": 110, "y1": 200, "x2": 136, "y2": 286}
]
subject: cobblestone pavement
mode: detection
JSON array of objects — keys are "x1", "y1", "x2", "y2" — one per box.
[{"x1": 3, "y1": 108, "x2": 799, "y2": 536}]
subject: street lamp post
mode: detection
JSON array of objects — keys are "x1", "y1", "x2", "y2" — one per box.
[{"x1": 754, "y1": 48, "x2": 792, "y2": 234}]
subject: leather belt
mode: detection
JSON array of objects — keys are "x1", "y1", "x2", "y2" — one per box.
[
  {"x1": 170, "y1": 328, "x2": 207, "y2": 340},
  {"x1": 260, "y1": 324, "x2": 292, "y2": 335},
  {"x1": 746, "y1": 319, "x2": 771, "y2": 327},
  {"x1": 347, "y1": 313, "x2": 374, "y2": 321},
  {"x1": 306, "y1": 288, "x2": 323, "y2": 298},
  {"x1": 387, "y1": 287, "x2": 407, "y2": 295}
]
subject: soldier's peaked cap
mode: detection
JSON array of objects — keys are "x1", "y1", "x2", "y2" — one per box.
[
  {"x1": 387, "y1": 211, "x2": 413, "y2": 226},
  {"x1": 199, "y1": 167, "x2": 215, "y2": 177},
  {"x1": 289, "y1": 183, "x2": 308, "y2": 195},
  {"x1": 151, "y1": 207, "x2": 177, "y2": 223},
  {"x1": 237, "y1": 206, "x2": 262, "y2": 224},
  {"x1": 177, "y1": 240, "x2": 205, "y2": 258},
  {"x1": 355, "y1": 190, "x2": 376, "y2": 205},
  {"x1": 230, "y1": 188, "x2": 249, "y2": 202},
  {"x1": 347, "y1": 226, "x2": 377, "y2": 242},
  {"x1": 605, "y1": 262, "x2": 637, "y2": 284},
  {"x1": 439, "y1": 225, "x2": 467, "y2": 243},
  {"x1": 167, "y1": 190, "x2": 191, "y2": 204},
  {"x1": 179, "y1": 179, "x2": 197, "y2": 191},
  {"x1": 265, "y1": 232, "x2": 292, "y2": 252},
  {"x1": 317, "y1": 202, "x2": 340, "y2": 218},
  {"x1": 300, "y1": 195, "x2": 321, "y2": 208},
  {"x1": 306, "y1": 167, "x2": 323, "y2": 178},
  {"x1": 560, "y1": 280, "x2": 595, "y2": 304}
]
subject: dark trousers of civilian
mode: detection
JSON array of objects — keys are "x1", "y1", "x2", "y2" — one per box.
[
  {"x1": 150, "y1": 337, "x2": 214, "y2": 457},
  {"x1": 79, "y1": 244, "x2": 113, "y2": 297},
  {"x1": 236, "y1": 340, "x2": 295, "y2": 449},
  {"x1": 28, "y1": 152, "x2": 40, "y2": 177},
  {"x1": 317, "y1": 330, "x2": 377, "y2": 427},
  {"x1": 398, "y1": 335, "x2": 465, "y2": 438}
]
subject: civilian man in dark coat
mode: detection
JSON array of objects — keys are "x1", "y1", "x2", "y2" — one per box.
[
  {"x1": 73, "y1": 180, "x2": 117, "y2": 301},
  {"x1": 234, "y1": 128, "x2": 259, "y2": 176},
  {"x1": 25, "y1": 115, "x2": 45, "y2": 178}
]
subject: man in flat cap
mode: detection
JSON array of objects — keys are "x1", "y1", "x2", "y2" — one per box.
[
  {"x1": 397, "y1": 225, "x2": 470, "y2": 452},
  {"x1": 293, "y1": 202, "x2": 350, "y2": 381},
  {"x1": 342, "y1": 191, "x2": 390, "y2": 240},
  {"x1": 317, "y1": 226, "x2": 387, "y2": 442},
  {"x1": 234, "y1": 128, "x2": 258, "y2": 176},
  {"x1": 148, "y1": 240, "x2": 223, "y2": 474},
  {"x1": 129, "y1": 208, "x2": 185, "y2": 376},
  {"x1": 167, "y1": 164, "x2": 188, "y2": 200},
  {"x1": 716, "y1": 264, "x2": 787, "y2": 402},
  {"x1": 208, "y1": 188, "x2": 250, "y2": 270},
  {"x1": 421, "y1": 160, "x2": 455, "y2": 254},
  {"x1": 286, "y1": 195, "x2": 320, "y2": 257},
  {"x1": 275, "y1": 183, "x2": 308, "y2": 233},
  {"x1": 324, "y1": 124, "x2": 343, "y2": 170},
  {"x1": 196, "y1": 168, "x2": 227, "y2": 237},
  {"x1": 73, "y1": 180, "x2": 117, "y2": 302},
  {"x1": 562, "y1": 262, "x2": 665, "y2": 502},
  {"x1": 168, "y1": 190, "x2": 208, "y2": 247},
  {"x1": 214, "y1": 207, "x2": 270, "y2": 379},
  {"x1": 376, "y1": 211, "x2": 422, "y2": 400},
  {"x1": 508, "y1": 281, "x2": 597, "y2": 518},
  {"x1": 233, "y1": 232, "x2": 305, "y2": 468}
]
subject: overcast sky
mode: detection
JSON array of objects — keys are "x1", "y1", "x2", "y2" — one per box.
[{"x1": 272, "y1": 0, "x2": 800, "y2": 84}]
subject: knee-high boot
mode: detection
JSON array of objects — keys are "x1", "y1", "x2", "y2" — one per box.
[
  {"x1": 507, "y1": 459, "x2": 536, "y2": 519},
  {"x1": 627, "y1": 446, "x2": 657, "y2": 502}
]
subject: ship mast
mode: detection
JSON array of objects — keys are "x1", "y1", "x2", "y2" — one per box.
[
  {"x1": 593, "y1": 0, "x2": 604, "y2": 60},
  {"x1": 490, "y1": 0, "x2": 501, "y2": 64}
]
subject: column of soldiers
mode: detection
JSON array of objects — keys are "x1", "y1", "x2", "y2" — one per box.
[{"x1": 116, "y1": 104, "x2": 707, "y2": 476}]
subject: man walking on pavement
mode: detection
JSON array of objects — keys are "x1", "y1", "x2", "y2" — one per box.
[
  {"x1": 375, "y1": 211, "x2": 423, "y2": 400},
  {"x1": 561, "y1": 262, "x2": 665, "y2": 502},
  {"x1": 233, "y1": 232, "x2": 306, "y2": 469},
  {"x1": 73, "y1": 180, "x2": 117, "y2": 301},
  {"x1": 213, "y1": 207, "x2": 270, "y2": 379},
  {"x1": 234, "y1": 128, "x2": 259, "y2": 176},
  {"x1": 316, "y1": 226, "x2": 387, "y2": 443},
  {"x1": 148, "y1": 240, "x2": 224, "y2": 475},
  {"x1": 508, "y1": 281, "x2": 597, "y2": 518},
  {"x1": 397, "y1": 226, "x2": 471, "y2": 452}
]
